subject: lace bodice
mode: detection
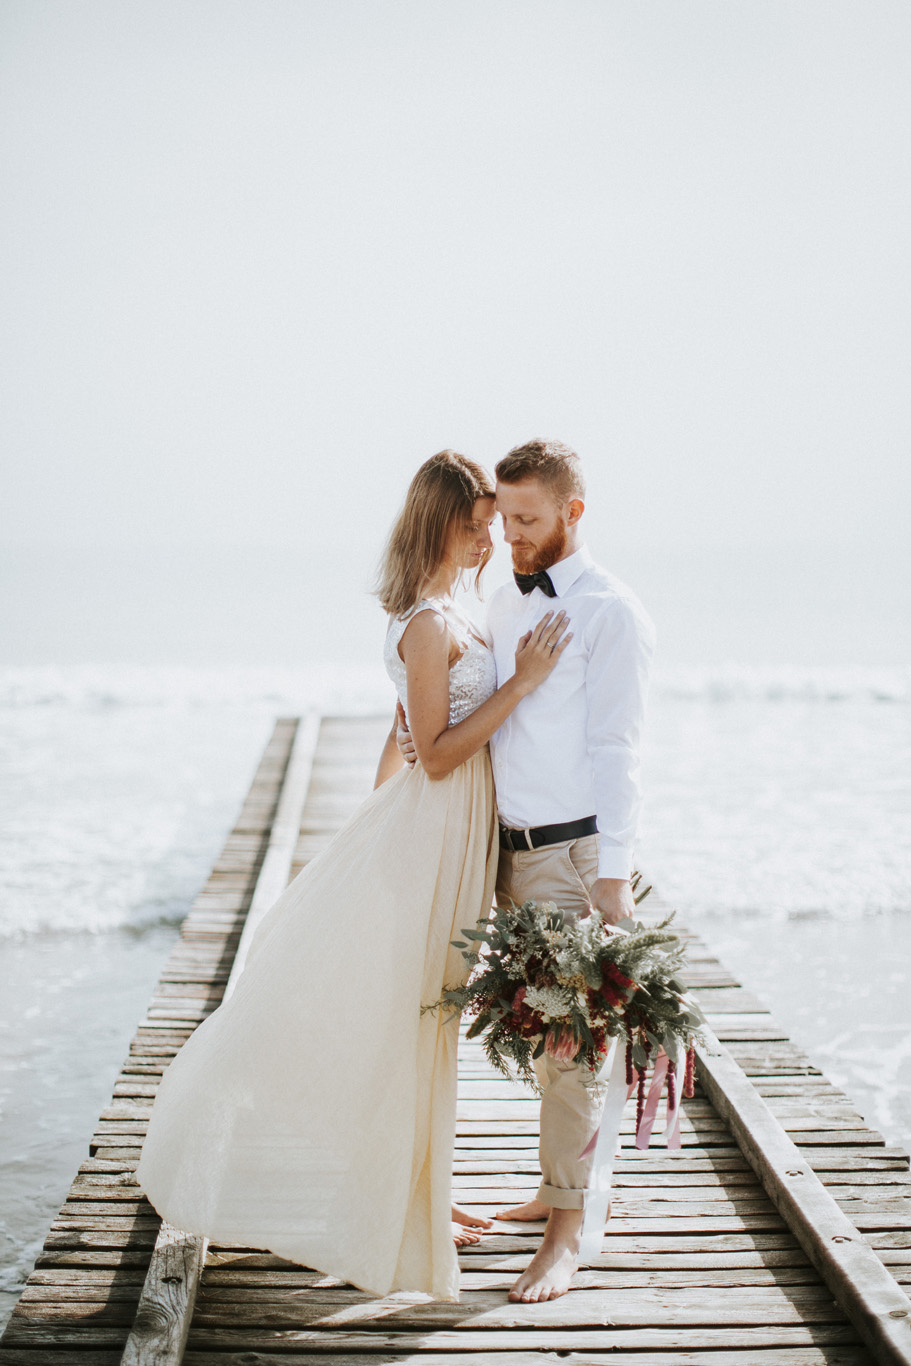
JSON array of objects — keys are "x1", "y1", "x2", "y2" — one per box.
[{"x1": 384, "y1": 597, "x2": 498, "y2": 726}]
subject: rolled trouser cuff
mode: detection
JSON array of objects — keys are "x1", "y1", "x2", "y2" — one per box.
[{"x1": 537, "y1": 1181, "x2": 585, "y2": 1211}]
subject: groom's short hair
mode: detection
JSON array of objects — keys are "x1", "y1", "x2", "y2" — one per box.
[{"x1": 496, "y1": 439, "x2": 585, "y2": 505}]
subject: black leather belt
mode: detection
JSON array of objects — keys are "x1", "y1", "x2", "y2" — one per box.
[{"x1": 498, "y1": 815, "x2": 598, "y2": 853}]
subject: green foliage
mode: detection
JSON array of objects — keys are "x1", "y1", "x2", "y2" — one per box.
[{"x1": 425, "y1": 892, "x2": 707, "y2": 1094}]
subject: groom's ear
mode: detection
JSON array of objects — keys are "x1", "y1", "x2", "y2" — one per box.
[{"x1": 565, "y1": 497, "x2": 585, "y2": 526}]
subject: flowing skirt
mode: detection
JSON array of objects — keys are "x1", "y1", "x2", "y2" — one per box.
[{"x1": 136, "y1": 749, "x2": 497, "y2": 1302}]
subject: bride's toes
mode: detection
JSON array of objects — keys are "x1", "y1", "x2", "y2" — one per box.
[{"x1": 452, "y1": 1222, "x2": 484, "y2": 1247}]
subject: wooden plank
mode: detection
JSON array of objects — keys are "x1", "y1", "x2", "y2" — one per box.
[
  {"x1": 0, "y1": 1353, "x2": 125, "y2": 1365},
  {"x1": 121, "y1": 712, "x2": 322, "y2": 1366},
  {"x1": 0, "y1": 1322, "x2": 865, "y2": 1354},
  {"x1": 34, "y1": 1252, "x2": 165, "y2": 1270},
  {"x1": 186, "y1": 1284, "x2": 851, "y2": 1327},
  {"x1": 177, "y1": 1352, "x2": 871, "y2": 1366},
  {"x1": 181, "y1": 1325, "x2": 865, "y2": 1353}
]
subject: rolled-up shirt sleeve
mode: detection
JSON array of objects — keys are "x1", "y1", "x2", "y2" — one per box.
[{"x1": 584, "y1": 595, "x2": 656, "y2": 880}]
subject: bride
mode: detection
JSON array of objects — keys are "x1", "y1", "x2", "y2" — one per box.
[{"x1": 136, "y1": 450, "x2": 571, "y2": 1302}]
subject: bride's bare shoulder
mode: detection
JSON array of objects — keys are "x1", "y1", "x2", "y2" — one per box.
[{"x1": 396, "y1": 604, "x2": 451, "y2": 662}]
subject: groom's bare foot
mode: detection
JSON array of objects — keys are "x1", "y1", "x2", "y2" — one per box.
[
  {"x1": 508, "y1": 1206, "x2": 583, "y2": 1302},
  {"x1": 495, "y1": 1197, "x2": 549, "y2": 1222},
  {"x1": 452, "y1": 1202, "x2": 492, "y2": 1231},
  {"x1": 497, "y1": 1196, "x2": 612, "y2": 1223}
]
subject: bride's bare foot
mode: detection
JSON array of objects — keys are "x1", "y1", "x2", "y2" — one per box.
[
  {"x1": 452, "y1": 1222, "x2": 483, "y2": 1247},
  {"x1": 452, "y1": 1202, "x2": 492, "y2": 1230},
  {"x1": 508, "y1": 1206, "x2": 582, "y2": 1302}
]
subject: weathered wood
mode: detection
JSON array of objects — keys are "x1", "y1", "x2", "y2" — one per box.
[
  {"x1": 41, "y1": 1232, "x2": 160, "y2": 1252},
  {"x1": 454, "y1": 1166, "x2": 760, "y2": 1185},
  {"x1": 114, "y1": 1222, "x2": 206, "y2": 1365},
  {"x1": 0, "y1": 1322, "x2": 868, "y2": 1354},
  {"x1": 696, "y1": 1026, "x2": 911, "y2": 1364},
  {"x1": 177, "y1": 1352, "x2": 870, "y2": 1366},
  {"x1": 21, "y1": 1280, "x2": 148, "y2": 1302},
  {"x1": 34, "y1": 1252, "x2": 165, "y2": 1270},
  {"x1": 187, "y1": 1283, "x2": 850, "y2": 1327},
  {"x1": 198, "y1": 1265, "x2": 824, "y2": 1290},
  {"x1": 0, "y1": 1352, "x2": 125, "y2": 1365},
  {"x1": 182, "y1": 1325, "x2": 866, "y2": 1353},
  {"x1": 7, "y1": 713, "x2": 909, "y2": 1366}
]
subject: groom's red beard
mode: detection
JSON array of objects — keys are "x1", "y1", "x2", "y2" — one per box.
[{"x1": 510, "y1": 520, "x2": 569, "y2": 574}]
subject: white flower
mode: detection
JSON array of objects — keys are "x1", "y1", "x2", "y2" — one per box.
[{"x1": 525, "y1": 984, "x2": 574, "y2": 1022}]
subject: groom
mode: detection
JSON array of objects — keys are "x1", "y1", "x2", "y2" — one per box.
[
  {"x1": 485, "y1": 439, "x2": 654, "y2": 1302},
  {"x1": 400, "y1": 438, "x2": 654, "y2": 1302}
]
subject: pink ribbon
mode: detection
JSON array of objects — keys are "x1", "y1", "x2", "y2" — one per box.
[
  {"x1": 635, "y1": 1051, "x2": 668, "y2": 1148},
  {"x1": 634, "y1": 1049, "x2": 682, "y2": 1150}
]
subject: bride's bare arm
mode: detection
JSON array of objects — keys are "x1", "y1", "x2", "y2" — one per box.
[
  {"x1": 374, "y1": 707, "x2": 406, "y2": 788},
  {"x1": 400, "y1": 609, "x2": 571, "y2": 780}
]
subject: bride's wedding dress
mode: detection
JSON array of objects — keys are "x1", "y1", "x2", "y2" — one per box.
[{"x1": 136, "y1": 598, "x2": 498, "y2": 1302}]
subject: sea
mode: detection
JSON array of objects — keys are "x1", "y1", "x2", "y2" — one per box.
[{"x1": 1, "y1": 548, "x2": 910, "y2": 1328}]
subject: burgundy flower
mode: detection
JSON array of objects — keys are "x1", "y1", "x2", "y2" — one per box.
[
  {"x1": 684, "y1": 1044, "x2": 696, "y2": 1098},
  {"x1": 636, "y1": 1067, "x2": 646, "y2": 1135},
  {"x1": 603, "y1": 961, "x2": 635, "y2": 991},
  {"x1": 599, "y1": 961, "x2": 635, "y2": 1008}
]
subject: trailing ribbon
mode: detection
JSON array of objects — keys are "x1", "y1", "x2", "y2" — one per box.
[
  {"x1": 635, "y1": 1050, "x2": 683, "y2": 1150},
  {"x1": 635, "y1": 1051, "x2": 668, "y2": 1148},
  {"x1": 578, "y1": 1043, "x2": 685, "y2": 1262},
  {"x1": 578, "y1": 1039, "x2": 628, "y2": 1261}
]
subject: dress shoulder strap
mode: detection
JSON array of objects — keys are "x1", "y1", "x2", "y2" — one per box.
[
  {"x1": 386, "y1": 597, "x2": 443, "y2": 648},
  {"x1": 387, "y1": 596, "x2": 476, "y2": 653}
]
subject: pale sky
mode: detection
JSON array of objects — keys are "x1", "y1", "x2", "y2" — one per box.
[{"x1": 2, "y1": 1, "x2": 910, "y2": 666}]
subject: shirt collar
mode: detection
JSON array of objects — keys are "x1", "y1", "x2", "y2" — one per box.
[{"x1": 546, "y1": 544, "x2": 593, "y2": 597}]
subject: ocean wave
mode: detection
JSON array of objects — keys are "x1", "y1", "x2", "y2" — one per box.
[
  {"x1": 653, "y1": 663, "x2": 910, "y2": 703},
  {"x1": 0, "y1": 663, "x2": 393, "y2": 712},
  {"x1": 0, "y1": 662, "x2": 907, "y2": 709},
  {"x1": 0, "y1": 901, "x2": 185, "y2": 940}
]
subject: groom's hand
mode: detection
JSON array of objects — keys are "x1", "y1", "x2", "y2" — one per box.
[
  {"x1": 395, "y1": 701, "x2": 417, "y2": 768},
  {"x1": 590, "y1": 877, "x2": 636, "y2": 926}
]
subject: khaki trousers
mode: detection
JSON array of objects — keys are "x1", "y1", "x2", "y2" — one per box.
[{"x1": 495, "y1": 834, "x2": 604, "y2": 1211}]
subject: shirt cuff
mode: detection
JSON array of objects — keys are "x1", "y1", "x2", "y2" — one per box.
[{"x1": 596, "y1": 844, "x2": 633, "y2": 881}]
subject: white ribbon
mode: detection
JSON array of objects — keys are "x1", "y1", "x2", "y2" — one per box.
[{"x1": 578, "y1": 1038, "x2": 630, "y2": 1262}]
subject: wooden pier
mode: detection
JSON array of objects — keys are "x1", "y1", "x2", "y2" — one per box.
[{"x1": 2, "y1": 714, "x2": 911, "y2": 1365}]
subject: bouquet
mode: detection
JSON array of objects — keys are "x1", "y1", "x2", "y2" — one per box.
[{"x1": 427, "y1": 883, "x2": 707, "y2": 1136}]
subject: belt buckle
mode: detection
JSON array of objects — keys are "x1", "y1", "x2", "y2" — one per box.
[{"x1": 500, "y1": 825, "x2": 534, "y2": 853}]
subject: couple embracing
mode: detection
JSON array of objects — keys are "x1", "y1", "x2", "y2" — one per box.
[{"x1": 137, "y1": 438, "x2": 655, "y2": 1305}]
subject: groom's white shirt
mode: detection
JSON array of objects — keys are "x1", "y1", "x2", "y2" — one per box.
[{"x1": 487, "y1": 544, "x2": 655, "y2": 881}]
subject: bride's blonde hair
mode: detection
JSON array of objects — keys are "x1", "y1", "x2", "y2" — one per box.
[{"x1": 376, "y1": 451, "x2": 495, "y2": 618}]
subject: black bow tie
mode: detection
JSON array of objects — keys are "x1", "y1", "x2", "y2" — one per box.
[{"x1": 514, "y1": 569, "x2": 557, "y2": 598}]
